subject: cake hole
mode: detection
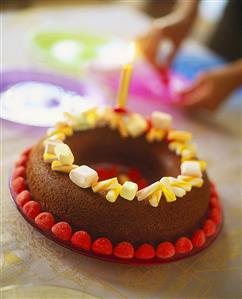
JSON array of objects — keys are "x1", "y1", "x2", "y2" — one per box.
[{"x1": 65, "y1": 127, "x2": 180, "y2": 183}]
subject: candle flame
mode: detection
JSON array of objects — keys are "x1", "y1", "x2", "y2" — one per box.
[{"x1": 127, "y1": 42, "x2": 136, "y2": 64}]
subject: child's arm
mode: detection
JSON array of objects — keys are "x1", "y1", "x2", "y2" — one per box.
[
  {"x1": 137, "y1": 0, "x2": 199, "y2": 68},
  {"x1": 180, "y1": 59, "x2": 242, "y2": 111}
]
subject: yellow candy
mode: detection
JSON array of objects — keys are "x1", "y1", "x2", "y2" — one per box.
[
  {"x1": 181, "y1": 145, "x2": 197, "y2": 159},
  {"x1": 178, "y1": 175, "x2": 204, "y2": 187},
  {"x1": 146, "y1": 128, "x2": 156, "y2": 143},
  {"x1": 54, "y1": 143, "x2": 74, "y2": 165},
  {"x1": 118, "y1": 174, "x2": 129, "y2": 184},
  {"x1": 117, "y1": 117, "x2": 129, "y2": 138},
  {"x1": 92, "y1": 178, "x2": 119, "y2": 193},
  {"x1": 106, "y1": 185, "x2": 122, "y2": 203},
  {"x1": 43, "y1": 153, "x2": 57, "y2": 163},
  {"x1": 149, "y1": 190, "x2": 162, "y2": 207},
  {"x1": 169, "y1": 177, "x2": 192, "y2": 192},
  {"x1": 146, "y1": 128, "x2": 165, "y2": 142},
  {"x1": 160, "y1": 177, "x2": 176, "y2": 202},
  {"x1": 51, "y1": 161, "x2": 78, "y2": 173},
  {"x1": 125, "y1": 114, "x2": 147, "y2": 137},
  {"x1": 136, "y1": 181, "x2": 162, "y2": 201},
  {"x1": 168, "y1": 130, "x2": 192, "y2": 143},
  {"x1": 120, "y1": 181, "x2": 138, "y2": 201},
  {"x1": 168, "y1": 142, "x2": 186, "y2": 155}
]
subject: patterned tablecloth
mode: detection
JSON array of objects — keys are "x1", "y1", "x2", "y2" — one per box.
[{"x1": 1, "y1": 4, "x2": 242, "y2": 299}]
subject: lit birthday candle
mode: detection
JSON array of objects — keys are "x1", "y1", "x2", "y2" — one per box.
[{"x1": 116, "y1": 42, "x2": 136, "y2": 109}]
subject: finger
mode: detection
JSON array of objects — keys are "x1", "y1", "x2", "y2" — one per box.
[{"x1": 179, "y1": 77, "x2": 205, "y2": 98}]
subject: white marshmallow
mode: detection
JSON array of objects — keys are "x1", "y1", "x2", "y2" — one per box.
[
  {"x1": 125, "y1": 114, "x2": 147, "y2": 137},
  {"x1": 181, "y1": 161, "x2": 202, "y2": 178},
  {"x1": 151, "y1": 111, "x2": 172, "y2": 130},
  {"x1": 69, "y1": 165, "x2": 98, "y2": 188},
  {"x1": 44, "y1": 140, "x2": 63, "y2": 155},
  {"x1": 120, "y1": 181, "x2": 138, "y2": 201}
]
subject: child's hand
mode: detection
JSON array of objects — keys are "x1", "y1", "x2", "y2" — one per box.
[
  {"x1": 179, "y1": 64, "x2": 242, "y2": 111},
  {"x1": 137, "y1": 1, "x2": 198, "y2": 69},
  {"x1": 137, "y1": 18, "x2": 189, "y2": 69}
]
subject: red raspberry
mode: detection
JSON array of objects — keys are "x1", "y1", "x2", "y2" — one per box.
[
  {"x1": 12, "y1": 166, "x2": 26, "y2": 179},
  {"x1": 135, "y1": 244, "x2": 155, "y2": 260},
  {"x1": 175, "y1": 237, "x2": 193, "y2": 254},
  {"x1": 191, "y1": 230, "x2": 206, "y2": 248},
  {"x1": 113, "y1": 107, "x2": 127, "y2": 114},
  {"x1": 15, "y1": 155, "x2": 28, "y2": 167},
  {"x1": 23, "y1": 201, "x2": 41, "y2": 219},
  {"x1": 51, "y1": 222, "x2": 72, "y2": 241},
  {"x1": 71, "y1": 231, "x2": 92, "y2": 251},
  {"x1": 146, "y1": 119, "x2": 152, "y2": 132},
  {"x1": 114, "y1": 242, "x2": 134, "y2": 259},
  {"x1": 16, "y1": 190, "x2": 31, "y2": 207},
  {"x1": 108, "y1": 166, "x2": 118, "y2": 178},
  {"x1": 128, "y1": 168, "x2": 141, "y2": 181},
  {"x1": 12, "y1": 177, "x2": 26, "y2": 194},
  {"x1": 137, "y1": 178, "x2": 148, "y2": 190},
  {"x1": 96, "y1": 168, "x2": 110, "y2": 181},
  {"x1": 203, "y1": 219, "x2": 216, "y2": 237},
  {"x1": 21, "y1": 147, "x2": 32, "y2": 157},
  {"x1": 92, "y1": 237, "x2": 113, "y2": 255},
  {"x1": 210, "y1": 196, "x2": 221, "y2": 210},
  {"x1": 209, "y1": 208, "x2": 222, "y2": 225},
  {"x1": 156, "y1": 242, "x2": 175, "y2": 259},
  {"x1": 35, "y1": 212, "x2": 55, "y2": 230}
]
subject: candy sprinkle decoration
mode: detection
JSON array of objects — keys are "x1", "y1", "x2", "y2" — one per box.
[{"x1": 40, "y1": 106, "x2": 207, "y2": 207}]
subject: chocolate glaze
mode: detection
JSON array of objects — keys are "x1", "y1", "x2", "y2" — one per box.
[{"x1": 26, "y1": 127, "x2": 210, "y2": 246}]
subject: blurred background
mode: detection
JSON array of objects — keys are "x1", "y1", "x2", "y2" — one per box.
[
  {"x1": 3, "y1": 0, "x2": 241, "y2": 127},
  {"x1": 1, "y1": 0, "x2": 233, "y2": 59}
]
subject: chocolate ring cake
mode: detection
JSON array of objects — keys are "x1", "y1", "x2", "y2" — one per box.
[{"x1": 11, "y1": 107, "x2": 222, "y2": 261}]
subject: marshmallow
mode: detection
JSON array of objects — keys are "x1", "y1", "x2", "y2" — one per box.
[
  {"x1": 178, "y1": 175, "x2": 203, "y2": 187},
  {"x1": 44, "y1": 132, "x2": 66, "y2": 144},
  {"x1": 181, "y1": 161, "x2": 202, "y2": 178},
  {"x1": 160, "y1": 177, "x2": 176, "y2": 202},
  {"x1": 106, "y1": 185, "x2": 121, "y2": 203},
  {"x1": 125, "y1": 114, "x2": 147, "y2": 137},
  {"x1": 136, "y1": 181, "x2": 162, "y2": 201},
  {"x1": 187, "y1": 160, "x2": 206, "y2": 171},
  {"x1": 44, "y1": 140, "x2": 63, "y2": 155},
  {"x1": 151, "y1": 111, "x2": 172, "y2": 130},
  {"x1": 69, "y1": 165, "x2": 98, "y2": 188},
  {"x1": 54, "y1": 143, "x2": 74, "y2": 165},
  {"x1": 149, "y1": 190, "x2": 162, "y2": 207},
  {"x1": 171, "y1": 186, "x2": 186, "y2": 198},
  {"x1": 92, "y1": 177, "x2": 119, "y2": 193},
  {"x1": 168, "y1": 130, "x2": 192, "y2": 143},
  {"x1": 120, "y1": 181, "x2": 138, "y2": 201},
  {"x1": 43, "y1": 153, "x2": 57, "y2": 163},
  {"x1": 51, "y1": 161, "x2": 78, "y2": 173}
]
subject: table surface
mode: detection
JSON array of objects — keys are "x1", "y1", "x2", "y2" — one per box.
[{"x1": 1, "y1": 4, "x2": 242, "y2": 299}]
